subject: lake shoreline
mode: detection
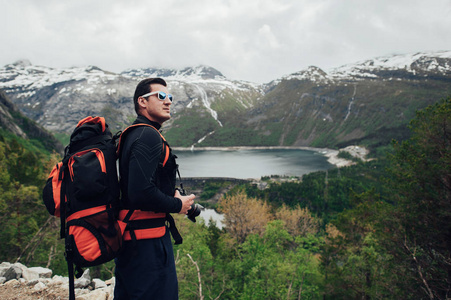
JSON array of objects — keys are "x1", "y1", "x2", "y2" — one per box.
[
  {"x1": 173, "y1": 145, "x2": 368, "y2": 168},
  {"x1": 173, "y1": 145, "x2": 331, "y2": 152}
]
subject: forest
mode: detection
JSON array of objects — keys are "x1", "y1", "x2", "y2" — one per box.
[{"x1": 0, "y1": 97, "x2": 449, "y2": 299}]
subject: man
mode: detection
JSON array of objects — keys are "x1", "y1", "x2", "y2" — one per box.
[{"x1": 114, "y1": 78, "x2": 195, "y2": 299}]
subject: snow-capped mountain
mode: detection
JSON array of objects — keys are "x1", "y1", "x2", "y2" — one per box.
[
  {"x1": 121, "y1": 65, "x2": 225, "y2": 80},
  {"x1": 329, "y1": 50, "x2": 451, "y2": 80},
  {"x1": 0, "y1": 61, "x2": 263, "y2": 134},
  {"x1": 275, "y1": 50, "x2": 451, "y2": 83},
  {"x1": 1, "y1": 50, "x2": 450, "y2": 149},
  {"x1": 0, "y1": 60, "x2": 136, "y2": 133},
  {"x1": 265, "y1": 50, "x2": 451, "y2": 92}
]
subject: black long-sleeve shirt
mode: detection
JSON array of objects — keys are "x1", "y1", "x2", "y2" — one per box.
[{"x1": 119, "y1": 115, "x2": 182, "y2": 213}]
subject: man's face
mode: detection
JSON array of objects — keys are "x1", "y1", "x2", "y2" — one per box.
[{"x1": 140, "y1": 83, "x2": 172, "y2": 124}]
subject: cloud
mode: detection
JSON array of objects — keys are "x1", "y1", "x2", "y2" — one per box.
[{"x1": 1, "y1": 0, "x2": 451, "y2": 83}]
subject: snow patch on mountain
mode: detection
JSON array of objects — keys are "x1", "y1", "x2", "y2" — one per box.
[
  {"x1": 0, "y1": 61, "x2": 121, "y2": 99},
  {"x1": 122, "y1": 65, "x2": 263, "y2": 93},
  {"x1": 329, "y1": 50, "x2": 451, "y2": 80},
  {"x1": 272, "y1": 50, "x2": 451, "y2": 84},
  {"x1": 285, "y1": 66, "x2": 331, "y2": 82}
]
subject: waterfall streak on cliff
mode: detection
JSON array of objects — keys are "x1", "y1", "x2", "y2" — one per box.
[
  {"x1": 344, "y1": 84, "x2": 357, "y2": 121},
  {"x1": 195, "y1": 84, "x2": 223, "y2": 127}
]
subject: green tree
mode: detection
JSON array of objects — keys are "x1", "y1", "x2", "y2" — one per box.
[
  {"x1": 236, "y1": 221, "x2": 322, "y2": 299},
  {"x1": 172, "y1": 215, "x2": 220, "y2": 300},
  {"x1": 321, "y1": 190, "x2": 400, "y2": 299},
  {"x1": 0, "y1": 140, "x2": 42, "y2": 260},
  {"x1": 386, "y1": 97, "x2": 451, "y2": 299},
  {"x1": 0, "y1": 138, "x2": 64, "y2": 273}
]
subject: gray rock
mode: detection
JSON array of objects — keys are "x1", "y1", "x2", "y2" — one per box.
[
  {"x1": 0, "y1": 262, "x2": 11, "y2": 268},
  {"x1": 50, "y1": 274, "x2": 68, "y2": 286},
  {"x1": 22, "y1": 266, "x2": 52, "y2": 281},
  {"x1": 13, "y1": 262, "x2": 27, "y2": 272},
  {"x1": 0, "y1": 267, "x2": 8, "y2": 278},
  {"x1": 78, "y1": 289, "x2": 108, "y2": 300},
  {"x1": 75, "y1": 269, "x2": 91, "y2": 288},
  {"x1": 75, "y1": 288, "x2": 90, "y2": 297},
  {"x1": 26, "y1": 279, "x2": 40, "y2": 286},
  {"x1": 0, "y1": 263, "x2": 118, "y2": 300},
  {"x1": 1, "y1": 265, "x2": 22, "y2": 281},
  {"x1": 33, "y1": 281, "x2": 47, "y2": 291},
  {"x1": 92, "y1": 278, "x2": 107, "y2": 290}
]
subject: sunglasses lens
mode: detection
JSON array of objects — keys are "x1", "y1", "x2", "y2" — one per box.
[
  {"x1": 168, "y1": 94, "x2": 173, "y2": 102},
  {"x1": 158, "y1": 92, "x2": 166, "y2": 100}
]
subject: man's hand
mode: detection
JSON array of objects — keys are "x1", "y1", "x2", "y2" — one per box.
[{"x1": 174, "y1": 189, "x2": 195, "y2": 215}]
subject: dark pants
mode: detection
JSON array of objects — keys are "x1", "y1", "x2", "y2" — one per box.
[{"x1": 114, "y1": 229, "x2": 178, "y2": 299}]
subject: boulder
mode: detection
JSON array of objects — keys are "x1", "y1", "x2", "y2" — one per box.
[
  {"x1": 22, "y1": 266, "x2": 52, "y2": 281},
  {"x1": 74, "y1": 269, "x2": 91, "y2": 289},
  {"x1": 0, "y1": 264, "x2": 22, "y2": 281},
  {"x1": 13, "y1": 262, "x2": 27, "y2": 272},
  {"x1": 92, "y1": 278, "x2": 107, "y2": 290}
]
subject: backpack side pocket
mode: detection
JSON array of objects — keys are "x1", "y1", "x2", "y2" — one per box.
[{"x1": 43, "y1": 162, "x2": 63, "y2": 217}]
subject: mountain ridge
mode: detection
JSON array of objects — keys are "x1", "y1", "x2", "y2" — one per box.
[{"x1": 1, "y1": 50, "x2": 450, "y2": 149}]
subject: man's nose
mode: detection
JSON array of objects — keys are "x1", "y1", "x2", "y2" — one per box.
[{"x1": 164, "y1": 97, "x2": 172, "y2": 104}]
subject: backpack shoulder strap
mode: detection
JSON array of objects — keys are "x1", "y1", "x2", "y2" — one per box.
[{"x1": 117, "y1": 124, "x2": 170, "y2": 167}]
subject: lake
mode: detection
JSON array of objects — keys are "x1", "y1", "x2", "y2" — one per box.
[
  {"x1": 198, "y1": 208, "x2": 225, "y2": 229},
  {"x1": 175, "y1": 148, "x2": 335, "y2": 228},
  {"x1": 173, "y1": 148, "x2": 334, "y2": 179}
]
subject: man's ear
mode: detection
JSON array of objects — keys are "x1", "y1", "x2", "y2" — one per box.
[{"x1": 138, "y1": 97, "x2": 147, "y2": 109}]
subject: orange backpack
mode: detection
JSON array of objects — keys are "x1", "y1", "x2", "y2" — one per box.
[{"x1": 43, "y1": 116, "x2": 125, "y2": 300}]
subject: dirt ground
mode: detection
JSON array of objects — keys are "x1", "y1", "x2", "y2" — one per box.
[{"x1": 0, "y1": 280, "x2": 70, "y2": 300}]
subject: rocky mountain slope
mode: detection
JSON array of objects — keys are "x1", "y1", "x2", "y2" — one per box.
[
  {"x1": 1, "y1": 51, "x2": 450, "y2": 149},
  {"x1": 0, "y1": 89, "x2": 63, "y2": 153},
  {"x1": 241, "y1": 50, "x2": 451, "y2": 148}
]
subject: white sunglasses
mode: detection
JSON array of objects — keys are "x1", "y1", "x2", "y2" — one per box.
[{"x1": 140, "y1": 91, "x2": 173, "y2": 102}]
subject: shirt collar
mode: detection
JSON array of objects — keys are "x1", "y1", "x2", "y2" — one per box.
[{"x1": 133, "y1": 115, "x2": 162, "y2": 130}]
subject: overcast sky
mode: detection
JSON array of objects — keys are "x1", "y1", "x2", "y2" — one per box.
[{"x1": 1, "y1": 0, "x2": 451, "y2": 83}]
